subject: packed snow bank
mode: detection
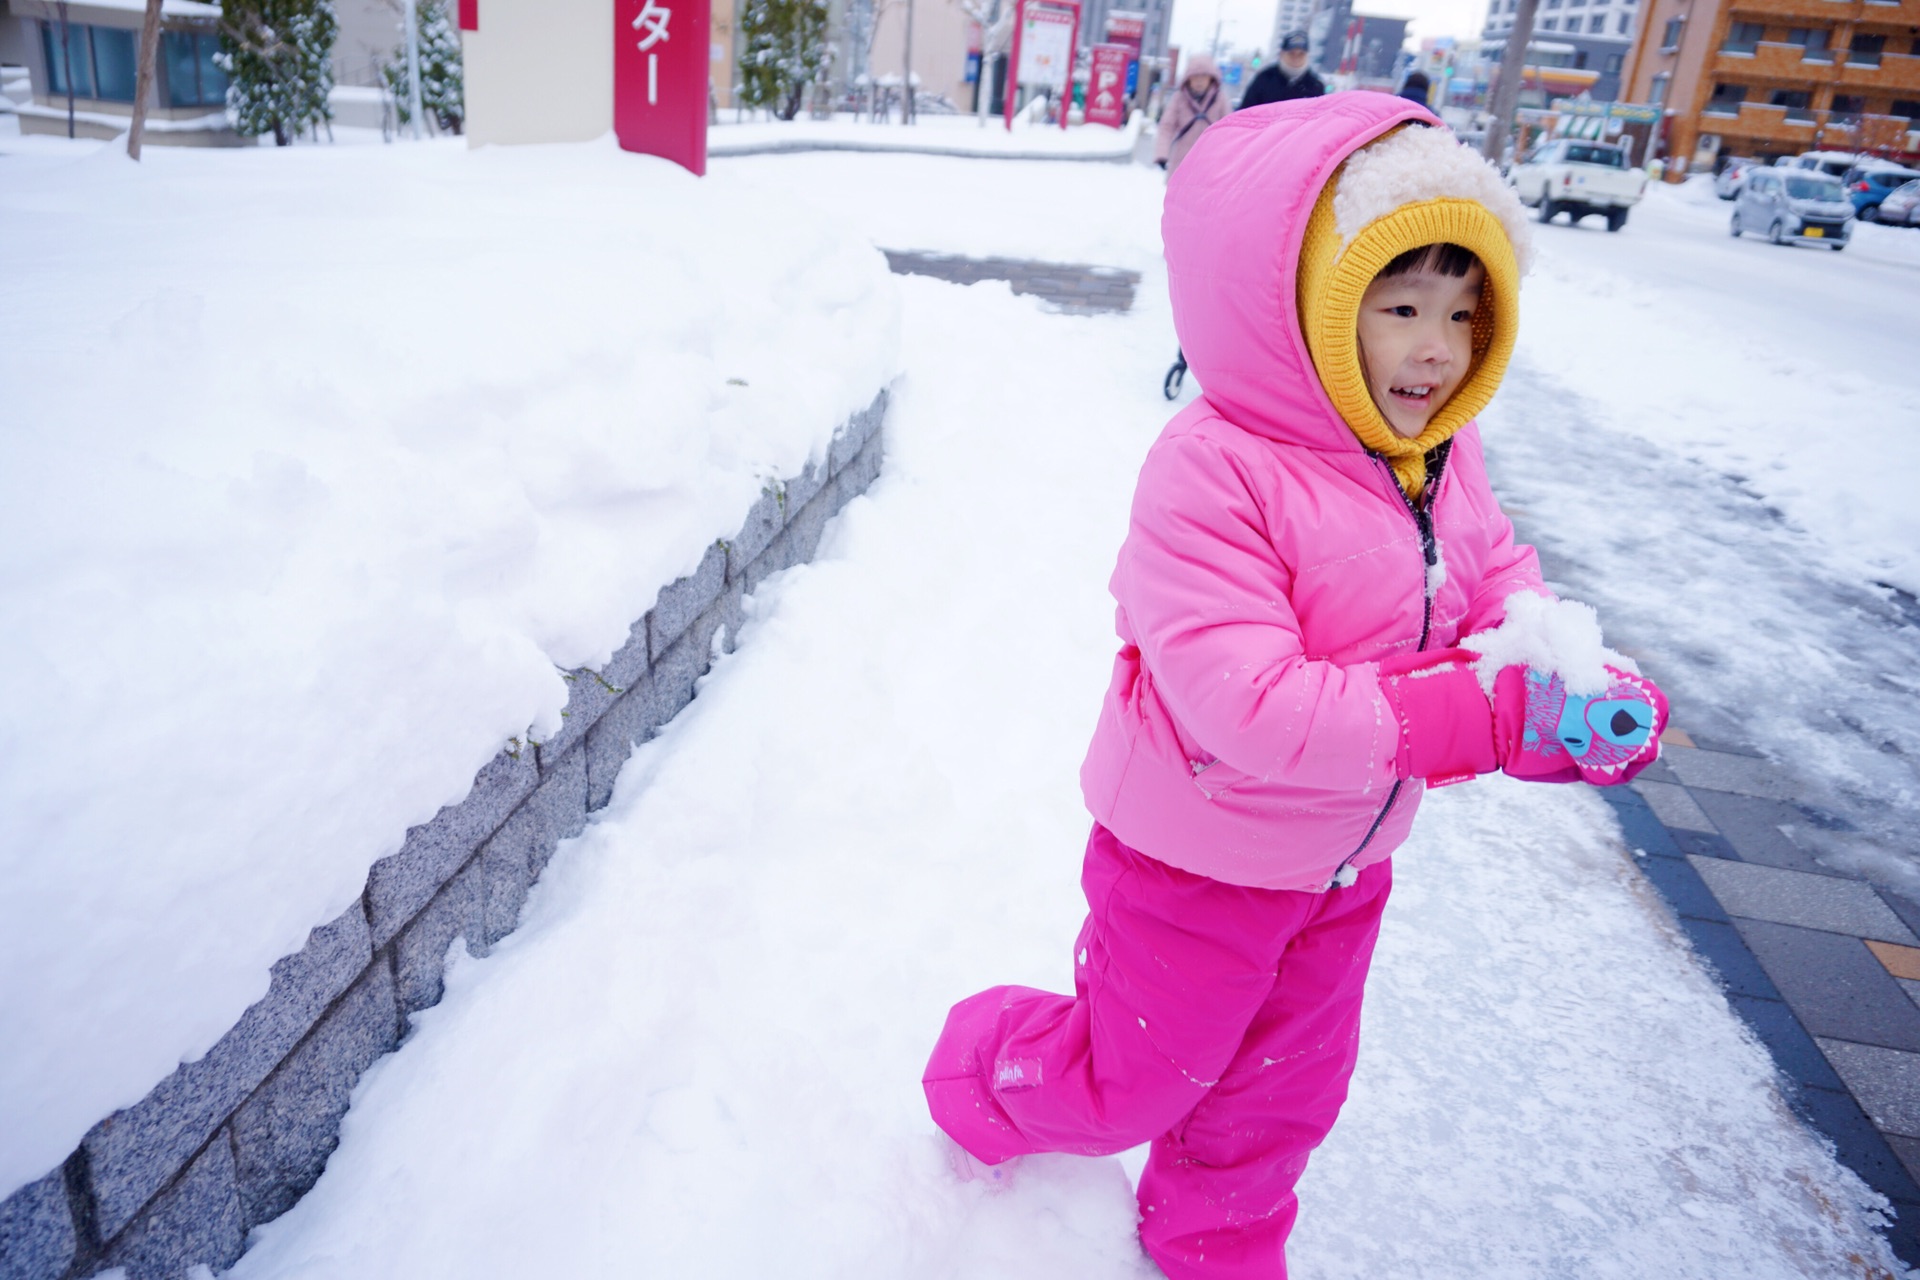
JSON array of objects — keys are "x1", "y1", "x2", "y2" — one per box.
[
  {"x1": 228, "y1": 272, "x2": 1901, "y2": 1279},
  {"x1": 0, "y1": 136, "x2": 899, "y2": 1198},
  {"x1": 712, "y1": 149, "x2": 1166, "y2": 270},
  {"x1": 1516, "y1": 176, "x2": 1920, "y2": 598},
  {"x1": 710, "y1": 111, "x2": 1143, "y2": 159}
]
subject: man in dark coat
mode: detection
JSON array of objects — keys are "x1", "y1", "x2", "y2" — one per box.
[{"x1": 1236, "y1": 31, "x2": 1326, "y2": 109}]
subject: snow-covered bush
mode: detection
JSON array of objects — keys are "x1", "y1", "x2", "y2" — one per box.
[
  {"x1": 738, "y1": 0, "x2": 833, "y2": 121},
  {"x1": 218, "y1": 0, "x2": 340, "y2": 146}
]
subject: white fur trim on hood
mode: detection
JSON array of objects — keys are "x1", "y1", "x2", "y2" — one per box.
[{"x1": 1333, "y1": 124, "x2": 1535, "y2": 275}]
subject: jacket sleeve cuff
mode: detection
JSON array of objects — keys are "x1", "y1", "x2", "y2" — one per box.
[{"x1": 1378, "y1": 650, "x2": 1499, "y2": 784}]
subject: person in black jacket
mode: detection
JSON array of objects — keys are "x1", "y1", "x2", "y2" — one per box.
[{"x1": 1237, "y1": 32, "x2": 1326, "y2": 109}]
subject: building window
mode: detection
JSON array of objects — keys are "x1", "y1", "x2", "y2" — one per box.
[
  {"x1": 1542, "y1": 17, "x2": 1558, "y2": 29},
  {"x1": 1705, "y1": 82, "x2": 1747, "y2": 113},
  {"x1": 1891, "y1": 99, "x2": 1920, "y2": 122},
  {"x1": 92, "y1": 26, "x2": 136, "y2": 100},
  {"x1": 1617, "y1": 12, "x2": 1632, "y2": 32},
  {"x1": 1721, "y1": 21, "x2": 1763, "y2": 53},
  {"x1": 1849, "y1": 32, "x2": 1885, "y2": 67},
  {"x1": 38, "y1": 21, "x2": 144, "y2": 102},
  {"x1": 40, "y1": 22, "x2": 94, "y2": 98},
  {"x1": 161, "y1": 32, "x2": 227, "y2": 107},
  {"x1": 1661, "y1": 16, "x2": 1684, "y2": 50},
  {"x1": 1788, "y1": 28, "x2": 1832, "y2": 59},
  {"x1": 1831, "y1": 92, "x2": 1865, "y2": 126},
  {"x1": 1606, "y1": 52, "x2": 1624, "y2": 70},
  {"x1": 1650, "y1": 71, "x2": 1669, "y2": 103},
  {"x1": 1587, "y1": 14, "x2": 1603, "y2": 30},
  {"x1": 1770, "y1": 87, "x2": 1813, "y2": 120}
]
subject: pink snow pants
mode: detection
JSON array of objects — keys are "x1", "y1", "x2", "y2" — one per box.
[{"x1": 923, "y1": 824, "x2": 1391, "y2": 1280}]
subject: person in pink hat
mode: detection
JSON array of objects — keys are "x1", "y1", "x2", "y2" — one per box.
[
  {"x1": 925, "y1": 92, "x2": 1668, "y2": 1278},
  {"x1": 1154, "y1": 54, "x2": 1228, "y2": 176}
]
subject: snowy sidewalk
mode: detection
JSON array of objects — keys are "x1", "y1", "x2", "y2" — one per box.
[
  {"x1": 224, "y1": 223, "x2": 1903, "y2": 1275},
  {"x1": 708, "y1": 113, "x2": 1143, "y2": 162}
]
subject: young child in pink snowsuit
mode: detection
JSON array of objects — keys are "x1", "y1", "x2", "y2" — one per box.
[{"x1": 923, "y1": 93, "x2": 1668, "y2": 1279}]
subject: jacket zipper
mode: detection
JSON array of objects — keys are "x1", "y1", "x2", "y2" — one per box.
[{"x1": 1328, "y1": 443, "x2": 1452, "y2": 887}]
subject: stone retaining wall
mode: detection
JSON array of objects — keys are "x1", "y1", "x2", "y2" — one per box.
[{"x1": 0, "y1": 391, "x2": 889, "y2": 1280}]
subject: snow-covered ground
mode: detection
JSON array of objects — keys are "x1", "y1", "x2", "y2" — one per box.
[
  {"x1": 709, "y1": 110, "x2": 1143, "y2": 158},
  {"x1": 0, "y1": 136, "x2": 896, "y2": 1199},
  {"x1": 224, "y1": 151, "x2": 1905, "y2": 1276},
  {"x1": 1487, "y1": 177, "x2": 1920, "y2": 893}
]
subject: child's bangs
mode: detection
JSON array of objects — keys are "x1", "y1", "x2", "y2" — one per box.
[{"x1": 1379, "y1": 242, "x2": 1481, "y2": 279}]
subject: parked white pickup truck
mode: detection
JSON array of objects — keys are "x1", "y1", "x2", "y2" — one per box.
[{"x1": 1508, "y1": 139, "x2": 1649, "y2": 232}]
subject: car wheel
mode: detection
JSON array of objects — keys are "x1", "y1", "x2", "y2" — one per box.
[
  {"x1": 1830, "y1": 242, "x2": 1846, "y2": 251},
  {"x1": 1538, "y1": 199, "x2": 1557, "y2": 224},
  {"x1": 1730, "y1": 210, "x2": 1743, "y2": 237},
  {"x1": 1769, "y1": 219, "x2": 1786, "y2": 245},
  {"x1": 1607, "y1": 208, "x2": 1628, "y2": 232}
]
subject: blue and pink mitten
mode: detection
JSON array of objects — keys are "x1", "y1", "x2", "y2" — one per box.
[{"x1": 1379, "y1": 648, "x2": 1668, "y2": 787}]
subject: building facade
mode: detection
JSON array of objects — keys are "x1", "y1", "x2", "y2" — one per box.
[
  {"x1": 1481, "y1": 0, "x2": 1637, "y2": 99},
  {"x1": 1, "y1": 0, "x2": 244, "y2": 143},
  {"x1": 1270, "y1": 0, "x2": 1314, "y2": 50},
  {"x1": 1620, "y1": 0, "x2": 1920, "y2": 168}
]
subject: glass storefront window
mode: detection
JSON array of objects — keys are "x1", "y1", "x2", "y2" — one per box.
[
  {"x1": 197, "y1": 35, "x2": 228, "y2": 102},
  {"x1": 163, "y1": 31, "x2": 199, "y2": 105},
  {"x1": 40, "y1": 22, "x2": 95, "y2": 98},
  {"x1": 161, "y1": 32, "x2": 227, "y2": 106},
  {"x1": 90, "y1": 26, "x2": 137, "y2": 101}
]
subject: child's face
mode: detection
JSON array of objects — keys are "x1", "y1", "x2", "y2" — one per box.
[{"x1": 1355, "y1": 262, "x2": 1486, "y2": 439}]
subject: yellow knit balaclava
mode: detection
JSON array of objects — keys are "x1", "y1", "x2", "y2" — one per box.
[{"x1": 1296, "y1": 126, "x2": 1526, "y2": 500}]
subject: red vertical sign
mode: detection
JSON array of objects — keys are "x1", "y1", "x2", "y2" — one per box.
[
  {"x1": 615, "y1": 0, "x2": 710, "y2": 176},
  {"x1": 457, "y1": 0, "x2": 477, "y2": 31},
  {"x1": 1085, "y1": 44, "x2": 1128, "y2": 127}
]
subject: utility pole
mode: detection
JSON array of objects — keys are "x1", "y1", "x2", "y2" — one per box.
[
  {"x1": 127, "y1": 0, "x2": 163, "y2": 159},
  {"x1": 403, "y1": 0, "x2": 425, "y2": 139},
  {"x1": 1481, "y1": 0, "x2": 1539, "y2": 165}
]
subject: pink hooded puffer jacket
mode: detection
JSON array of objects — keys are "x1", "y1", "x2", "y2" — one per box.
[{"x1": 1080, "y1": 93, "x2": 1545, "y2": 893}]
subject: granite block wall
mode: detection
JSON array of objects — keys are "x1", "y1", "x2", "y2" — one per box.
[{"x1": 0, "y1": 389, "x2": 888, "y2": 1280}]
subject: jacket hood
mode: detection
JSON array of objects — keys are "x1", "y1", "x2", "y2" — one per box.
[
  {"x1": 1181, "y1": 54, "x2": 1221, "y2": 85},
  {"x1": 1163, "y1": 92, "x2": 1521, "y2": 467}
]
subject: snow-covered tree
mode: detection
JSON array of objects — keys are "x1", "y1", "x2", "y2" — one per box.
[
  {"x1": 384, "y1": 0, "x2": 464, "y2": 135},
  {"x1": 738, "y1": 0, "x2": 833, "y2": 121},
  {"x1": 218, "y1": 0, "x2": 339, "y2": 146}
]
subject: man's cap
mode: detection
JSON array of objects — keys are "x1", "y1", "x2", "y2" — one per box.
[{"x1": 1280, "y1": 32, "x2": 1309, "y2": 51}]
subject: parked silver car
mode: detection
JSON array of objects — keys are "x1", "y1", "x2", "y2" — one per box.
[
  {"x1": 1730, "y1": 168, "x2": 1855, "y2": 250},
  {"x1": 1879, "y1": 179, "x2": 1920, "y2": 228},
  {"x1": 1714, "y1": 157, "x2": 1760, "y2": 200}
]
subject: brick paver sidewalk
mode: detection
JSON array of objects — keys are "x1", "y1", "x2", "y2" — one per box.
[{"x1": 1607, "y1": 735, "x2": 1920, "y2": 1265}]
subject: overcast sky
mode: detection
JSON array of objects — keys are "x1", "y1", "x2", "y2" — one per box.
[{"x1": 1167, "y1": 0, "x2": 1489, "y2": 61}]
